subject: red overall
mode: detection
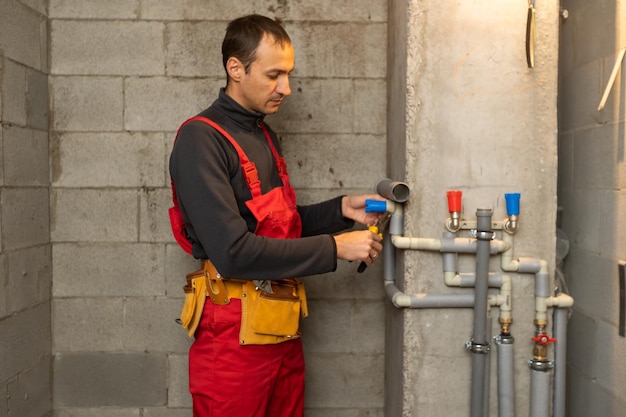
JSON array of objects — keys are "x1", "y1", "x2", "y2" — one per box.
[{"x1": 181, "y1": 117, "x2": 305, "y2": 417}]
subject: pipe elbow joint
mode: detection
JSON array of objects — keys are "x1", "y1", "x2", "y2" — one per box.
[
  {"x1": 503, "y1": 215, "x2": 519, "y2": 234},
  {"x1": 501, "y1": 257, "x2": 520, "y2": 272},
  {"x1": 393, "y1": 293, "x2": 413, "y2": 308},
  {"x1": 385, "y1": 281, "x2": 411, "y2": 308},
  {"x1": 446, "y1": 213, "x2": 461, "y2": 233},
  {"x1": 444, "y1": 271, "x2": 461, "y2": 287}
]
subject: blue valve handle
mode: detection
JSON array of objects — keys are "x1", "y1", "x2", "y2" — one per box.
[
  {"x1": 504, "y1": 193, "x2": 521, "y2": 216},
  {"x1": 365, "y1": 199, "x2": 387, "y2": 213}
]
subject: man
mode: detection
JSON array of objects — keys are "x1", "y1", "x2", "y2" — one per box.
[{"x1": 169, "y1": 14, "x2": 383, "y2": 417}]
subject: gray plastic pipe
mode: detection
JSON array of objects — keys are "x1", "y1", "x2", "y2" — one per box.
[
  {"x1": 383, "y1": 203, "x2": 478, "y2": 309},
  {"x1": 483, "y1": 316, "x2": 493, "y2": 417},
  {"x1": 552, "y1": 306, "x2": 569, "y2": 417},
  {"x1": 530, "y1": 368, "x2": 551, "y2": 417},
  {"x1": 470, "y1": 209, "x2": 493, "y2": 417},
  {"x1": 375, "y1": 178, "x2": 410, "y2": 203},
  {"x1": 381, "y1": 186, "x2": 575, "y2": 417},
  {"x1": 383, "y1": 238, "x2": 476, "y2": 308},
  {"x1": 495, "y1": 335, "x2": 516, "y2": 417}
]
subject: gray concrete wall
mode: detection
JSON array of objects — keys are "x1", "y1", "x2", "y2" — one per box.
[
  {"x1": 0, "y1": 0, "x2": 52, "y2": 416},
  {"x1": 48, "y1": 0, "x2": 387, "y2": 415},
  {"x1": 3, "y1": 0, "x2": 620, "y2": 415},
  {"x1": 558, "y1": 1, "x2": 626, "y2": 416},
  {"x1": 387, "y1": 1, "x2": 559, "y2": 416}
]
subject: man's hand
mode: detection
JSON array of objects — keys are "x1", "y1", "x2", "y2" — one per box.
[
  {"x1": 341, "y1": 194, "x2": 385, "y2": 226},
  {"x1": 334, "y1": 230, "x2": 383, "y2": 267}
]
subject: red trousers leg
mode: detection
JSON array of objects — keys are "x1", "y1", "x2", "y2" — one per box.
[{"x1": 189, "y1": 298, "x2": 305, "y2": 417}]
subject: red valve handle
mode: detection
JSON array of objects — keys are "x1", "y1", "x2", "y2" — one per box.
[
  {"x1": 446, "y1": 190, "x2": 462, "y2": 213},
  {"x1": 531, "y1": 333, "x2": 557, "y2": 346}
]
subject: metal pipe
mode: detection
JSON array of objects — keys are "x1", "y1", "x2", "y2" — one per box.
[{"x1": 470, "y1": 209, "x2": 493, "y2": 417}]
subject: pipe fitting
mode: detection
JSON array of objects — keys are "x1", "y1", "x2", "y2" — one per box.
[
  {"x1": 388, "y1": 204, "x2": 404, "y2": 236},
  {"x1": 375, "y1": 178, "x2": 410, "y2": 203},
  {"x1": 445, "y1": 190, "x2": 463, "y2": 232},
  {"x1": 446, "y1": 212, "x2": 461, "y2": 233},
  {"x1": 503, "y1": 214, "x2": 519, "y2": 234},
  {"x1": 545, "y1": 293, "x2": 574, "y2": 308}
]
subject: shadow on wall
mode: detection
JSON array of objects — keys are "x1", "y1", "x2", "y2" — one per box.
[{"x1": 558, "y1": 0, "x2": 626, "y2": 415}]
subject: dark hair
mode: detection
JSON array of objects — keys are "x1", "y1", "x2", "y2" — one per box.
[{"x1": 222, "y1": 14, "x2": 291, "y2": 75}]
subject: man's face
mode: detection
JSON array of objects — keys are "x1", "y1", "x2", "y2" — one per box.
[{"x1": 230, "y1": 35, "x2": 295, "y2": 115}]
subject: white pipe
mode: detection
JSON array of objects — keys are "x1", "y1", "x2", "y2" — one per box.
[
  {"x1": 443, "y1": 271, "x2": 504, "y2": 288},
  {"x1": 392, "y1": 235, "x2": 510, "y2": 254},
  {"x1": 545, "y1": 293, "x2": 574, "y2": 309},
  {"x1": 500, "y1": 233, "x2": 546, "y2": 275},
  {"x1": 499, "y1": 275, "x2": 512, "y2": 324},
  {"x1": 391, "y1": 235, "x2": 442, "y2": 250}
]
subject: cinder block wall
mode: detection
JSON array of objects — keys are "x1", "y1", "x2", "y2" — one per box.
[
  {"x1": 558, "y1": 1, "x2": 626, "y2": 415},
  {"x1": 0, "y1": 0, "x2": 52, "y2": 416},
  {"x1": 48, "y1": 1, "x2": 387, "y2": 415}
]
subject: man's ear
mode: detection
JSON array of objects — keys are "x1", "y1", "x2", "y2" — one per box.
[{"x1": 226, "y1": 57, "x2": 244, "y2": 82}]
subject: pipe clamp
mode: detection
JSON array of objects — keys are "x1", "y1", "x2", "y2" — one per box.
[
  {"x1": 465, "y1": 340, "x2": 491, "y2": 354},
  {"x1": 494, "y1": 335, "x2": 515, "y2": 345},
  {"x1": 470, "y1": 230, "x2": 496, "y2": 241},
  {"x1": 528, "y1": 359, "x2": 554, "y2": 372}
]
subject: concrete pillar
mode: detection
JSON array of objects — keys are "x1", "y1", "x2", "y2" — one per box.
[{"x1": 386, "y1": 1, "x2": 560, "y2": 416}]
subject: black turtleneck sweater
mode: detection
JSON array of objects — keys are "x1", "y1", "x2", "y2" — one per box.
[{"x1": 169, "y1": 89, "x2": 354, "y2": 280}]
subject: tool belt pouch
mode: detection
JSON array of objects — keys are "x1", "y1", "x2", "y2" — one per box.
[
  {"x1": 239, "y1": 280, "x2": 308, "y2": 346},
  {"x1": 179, "y1": 269, "x2": 208, "y2": 338}
]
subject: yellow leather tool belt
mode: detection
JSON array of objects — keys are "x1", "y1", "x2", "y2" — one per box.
[{"x1": 179, "y1": 260, "x2": 308, "y2": 345}]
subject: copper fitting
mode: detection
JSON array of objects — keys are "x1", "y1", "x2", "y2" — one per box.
[
  {"x1": 499, "y1": 317, "x2": 513, "y2": 334},
  {"x1": 533, "y1": 344, "x2": 548, "y2": 361}
]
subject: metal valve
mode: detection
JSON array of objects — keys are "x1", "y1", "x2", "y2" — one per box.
[{"x1": 531, "y1": 333, "x2": 557, "y2": 346}]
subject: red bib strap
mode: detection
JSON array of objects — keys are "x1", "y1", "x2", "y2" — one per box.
[{"x1": 169, "y1": 116, "x2": 291, "y2": 253}]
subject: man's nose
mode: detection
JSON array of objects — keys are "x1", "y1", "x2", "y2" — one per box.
[{"x1": 277, "y1": 76, "x2": 291, "y2": 97}]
